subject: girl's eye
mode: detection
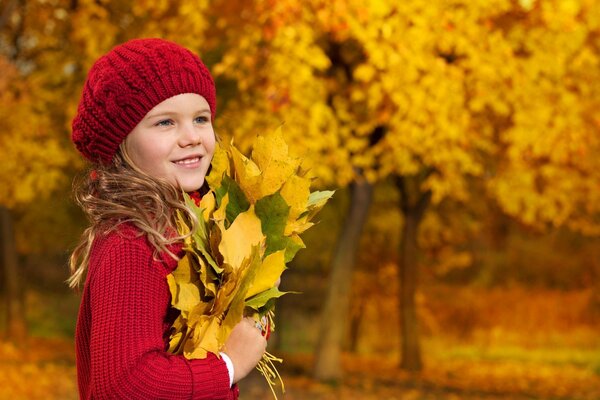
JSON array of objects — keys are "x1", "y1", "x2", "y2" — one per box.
[
  {"x1": 194, "y1": 116, "x2": 209, "y2": 124},
  {"x1": 156, "y1": 119, "x2": 174, "y2": 127}
]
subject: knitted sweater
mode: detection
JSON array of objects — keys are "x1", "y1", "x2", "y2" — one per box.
[{"x1": 75, "y1": 223, "x2": 239, "y2": 399}]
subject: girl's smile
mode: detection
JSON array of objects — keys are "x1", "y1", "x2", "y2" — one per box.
[{"x1": 124, "y1": 93, "x2": 216, "y2": 192}]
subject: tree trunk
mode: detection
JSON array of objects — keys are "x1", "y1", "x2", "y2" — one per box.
[
  {"x1": 395, "y1": 176, "x2": 431, "y2": 372},
  {"x1": 348, "y1": 297, "x2": 365, "y2": 353},
  {"x1": 0, "y1": 206, "x2": 27, "y2": 338},
  {"x1": 313, "y1": 179, "x2": 374, "y2": 381},
  {"x1": 398, "y1": 209, "x2": 422, "y2": 371}
]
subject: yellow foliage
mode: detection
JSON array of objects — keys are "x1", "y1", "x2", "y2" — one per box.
[{"x1": 209, "y1": 0, "x2": 600, "y2": 234}]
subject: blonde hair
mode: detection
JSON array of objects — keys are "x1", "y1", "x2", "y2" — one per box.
[{"x1": 68, "y1": 144, "x2": 200, "y2": 288}]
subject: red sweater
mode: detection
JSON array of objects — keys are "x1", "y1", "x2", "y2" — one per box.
[{"x1": 75, "y1": 223, "x2": 238, "y2": 399}]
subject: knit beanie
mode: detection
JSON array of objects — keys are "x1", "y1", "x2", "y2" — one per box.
[{"x1": 72, "y1": 38, "x2": 216, "y2": 165}]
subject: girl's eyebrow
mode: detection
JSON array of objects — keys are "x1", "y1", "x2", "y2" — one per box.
[{"x1": 146, "y1": 108, "x2": 211, "y2": 120}]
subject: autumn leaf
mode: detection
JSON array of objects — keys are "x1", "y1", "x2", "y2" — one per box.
[
  {"x1": 215, "y1": 175, "x2": 251, "y2": 227},
  {"x1": 230, "y1": 145, "x2": 263, "y2": 203},
  {"x1": 244, "y1": 128, "x2": 301, "y2": 198},
  {"x1": 246, "y1": 250, "x2": 287, "y2": 299},
  {"x1": 280, "y1": 174, "x2": 311, "y2": 222},
  {"x1": 255, "y1": 192, "x2": 290, "y2": 256},
  {"x1": 218, "y1": 207, "x2": 265, "y2": 269},
  {"x1": 219, "y1": 246, "x2": 264, "y2": 344},
  {"x1": 246, "y1": 286, "x2": 288, "y2": 311},
  {"x1": 205, "y1": 144, "x2": 230, "y2": 190},
  {"x1": 166, "y1": 255, "x2": 201, "y2": 313}
]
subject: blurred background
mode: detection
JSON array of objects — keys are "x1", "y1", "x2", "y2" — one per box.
[{"x1": 1, "y1": 0, "x2": 600, "y2": 399}]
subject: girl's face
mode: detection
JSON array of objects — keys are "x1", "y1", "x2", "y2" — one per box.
[{"x1": 125, "y1": 93, "x2": 216, "y2": 192}]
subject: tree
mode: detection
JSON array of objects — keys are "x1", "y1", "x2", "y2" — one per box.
[
  {"x1": 0, "y1": 0, "x2": 215, "y2": 335},
  {"x1": 199, "y1": 0, "x2": 600, "y2": 376},
  {"x1": 0, "y1": 2, "x2": 74, "y2": 336},
  {"x1": 203, "y1": 0, "x2": 492, "y2": 375},
  {"x1": 486, "y1": 0, "x2": 600, "y2": 235}
]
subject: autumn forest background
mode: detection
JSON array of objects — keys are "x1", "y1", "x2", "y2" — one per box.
[{"x1": 1, "y1": 0, "x2": 600, "y2": 399}]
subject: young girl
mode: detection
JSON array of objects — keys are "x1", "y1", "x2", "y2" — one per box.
[{"x1": 69, "y1": 38, "x2": 266, "y2": 399}]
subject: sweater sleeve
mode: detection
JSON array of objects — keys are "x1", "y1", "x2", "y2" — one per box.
[{"x1": 86, "y1": 233, "x2": 234, "y2": 399}]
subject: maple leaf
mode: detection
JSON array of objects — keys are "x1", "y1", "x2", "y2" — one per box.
[
  {"x1": 246, "y1": 250, "x2": 287, "y2": 299},
  {"x1": 230, "y1": 145, "x2": 263, "y2": 203},
  {"x1": 205, "y1": 144, "x2": 230, "y2": 190},
  {"x1": 218, "y1": 207, "x2": 265, "y2": 269},
  {"x1": 166, "y1": 255, "x2": 201, "y2": 313},
  {"x1": 252, "y1": 128, "x2": 300, "y2": 198},
  {"x1": 280, "y1": 174, "x2": 311, "y2": 222},
  {"x1": 255, "y1": 193, "x2": 290, "y2": 256},
  {"x1": 246, "y1": 286, "x2": 288, "y2": 311},
  {"x1": 215, "y1": 175, "x2": 251, "y2": 227}
]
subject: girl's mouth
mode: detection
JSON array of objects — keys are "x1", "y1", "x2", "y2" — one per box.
[{"x1": 174, "y1": 156, "x2": 201, "y2": 166}]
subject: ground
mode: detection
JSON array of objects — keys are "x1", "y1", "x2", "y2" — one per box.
[{"x1": 1, "y1": 337, "x2": 598, "y2": 400}]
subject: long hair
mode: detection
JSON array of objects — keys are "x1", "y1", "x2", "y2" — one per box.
[{"x1": 68, "y1": 145, "x2": 200, "y2": 288}]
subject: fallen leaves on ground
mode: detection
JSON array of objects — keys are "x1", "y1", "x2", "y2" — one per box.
[
  {"x1": 2, "y1": 337, "x2": 599, "y2": 400},
  {"x1": 239, "y1": 353, "x2": 600, "y2": 400},
  {"x1": 0, "y1": 337, "x2": 77, "y2": 400}
]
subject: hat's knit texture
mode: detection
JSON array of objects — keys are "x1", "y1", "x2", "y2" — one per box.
[{"x1": 72, "y1": 38, "x2": 216, "y2": 165}]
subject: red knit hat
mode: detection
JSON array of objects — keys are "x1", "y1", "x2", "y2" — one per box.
[{"x1": 72, "y1": 38, "x2": 216, "y2": 164}]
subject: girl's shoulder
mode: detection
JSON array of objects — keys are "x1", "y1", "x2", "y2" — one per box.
[
  {"x1": 91, "y1": 222, "x2": 182, "y2": 273},
  {"x1": 95, "y1": 221, "x2": 146, "y2": 248}
]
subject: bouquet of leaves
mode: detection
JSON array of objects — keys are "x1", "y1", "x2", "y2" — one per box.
[{"x1": 166, "y1": 128, "x2": 333, "y2": 397}]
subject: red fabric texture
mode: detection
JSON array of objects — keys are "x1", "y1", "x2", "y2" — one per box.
[
  {"x1": 75, "y1": 223, "x2": 238, "y2": 399},
  {"x1": 71, "y1": 38, "x2": 217, "y2": 165}
]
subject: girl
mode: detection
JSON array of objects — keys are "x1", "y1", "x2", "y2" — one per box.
[{"x1": 69, "y1": 38, "x2": 266, "y2": 399}]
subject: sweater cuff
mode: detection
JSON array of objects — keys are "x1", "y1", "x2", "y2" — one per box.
[
  {"x1": 219, "y1": 352, "x2": 235, "y2": 387},
  {"x1": 189, "y1": 353, "x2": 232, "y2": 399}
]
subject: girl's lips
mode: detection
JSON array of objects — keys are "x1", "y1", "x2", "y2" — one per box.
[{"x1": 173, "y1": 156, "x2": 202, "y2": 166}]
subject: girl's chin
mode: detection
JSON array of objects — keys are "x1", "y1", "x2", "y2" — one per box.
[{"x1": 179, "y1": 179, "x2": 206, "y2": 193}]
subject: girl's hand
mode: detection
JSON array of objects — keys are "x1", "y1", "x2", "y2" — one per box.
[{"x1": 223, "y1": 317, "x2": 267, "y2": 383}]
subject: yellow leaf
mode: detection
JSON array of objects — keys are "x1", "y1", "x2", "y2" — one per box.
[
  {"x1": 280, "y1": 174, "x2": 311, "y2": 222},
  {"x1": 218, "y1": 247, "x2": 262, "y2": 345},
  {"x1": 195, "y1": 254, "x2": 217, "y2": 298},
  {"x1": 284, "y1": 217, "x2": 314, "y2": 236},
  {"x1": 218, "y1": 207, "x2": 264, "y2": 268},
  {"x1": 213, "y1": 193, "x2": 229, "y2": 224},
  {"x1": 246, "y1": 250, "x2": 286, "y2": 299},
  {"x1": 230, "y1": 145, "x2": 262, "y2": 203},
  {"x1": 198, "y1": 192, "x2": 216, "y2": 222},
  {"x1": 167, "y1": 255, "x2": 201, "y2": 312},
  {"x1": 205, "y1": 144, "x2": 229, "y2": 189},
  {"x1": 184, "y1": 315, "x2": 221, "y2": 358},
  {"x1": 252, "y1": 128, "x2": 299, "y2": 197}
]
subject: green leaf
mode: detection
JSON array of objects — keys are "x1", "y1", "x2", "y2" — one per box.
[
  {"x1": 216, "y1": 175, "x2": 250, "y2": 227},
  {"x1": 245, "y1": 286, "x2": 289, "y2": 310},
  {"x1": 284, "y1": 234, "x2": 305, "y2": 263},
  {"x1": 255, "y1": 192, "x2": 290, "y2": 256},
  {"x1": 307, "y1": 190, "x2": 334, "y2": 207}
]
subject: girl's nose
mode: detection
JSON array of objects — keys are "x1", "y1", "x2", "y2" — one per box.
[{"x1": 179, "y1": 122, "x2": 201, "y2": 147}]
